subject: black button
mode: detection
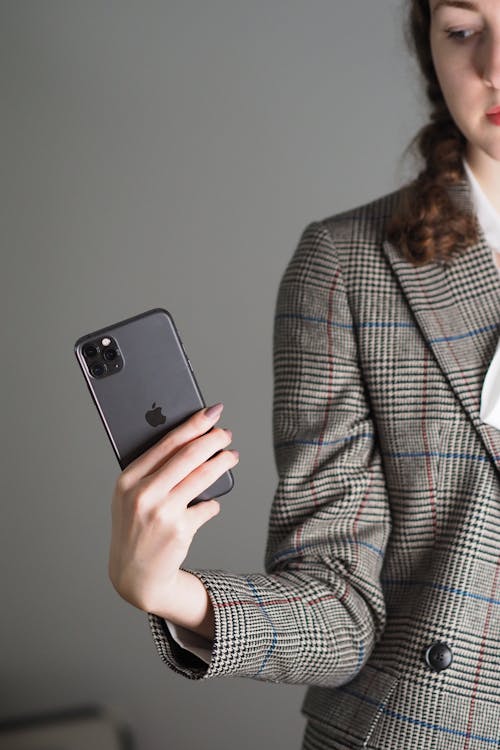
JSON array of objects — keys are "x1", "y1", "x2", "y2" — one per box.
[{"x1": 424, "y1": 642, "x2": 453, "y2": 672}]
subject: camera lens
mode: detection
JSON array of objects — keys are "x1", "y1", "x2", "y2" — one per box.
[
  {"x1": 103, "y1": 347, "x2": 117, "y2": 361},
  {"x1": 83, "y1": 344, "x2": 98, "y2": 358},
  {"x1": 90, "y1": 362, "x2": 107, "y2": 377}
]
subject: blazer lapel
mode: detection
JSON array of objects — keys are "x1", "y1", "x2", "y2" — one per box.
[{"x1": 382, "y1": 177, "x2": 500, "y2": 473}]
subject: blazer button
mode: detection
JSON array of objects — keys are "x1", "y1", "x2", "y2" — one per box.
[{"x1": 424, "y1": 642, "x2": 453, "y2": 672}]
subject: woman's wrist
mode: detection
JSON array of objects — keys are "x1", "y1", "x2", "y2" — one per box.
[{"x1": 150, "y1": 569, "x2": 215, "y2": 642}]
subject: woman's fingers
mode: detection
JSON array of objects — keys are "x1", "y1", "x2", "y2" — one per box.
[
  {"x1": 188, "y1": 497, "x2": 222, "y2": 532},
  {"x1": 140, "y1": 425, "x2": 235, "y2": 501},
  {"x1": 175, "y1": 448, "x2": 239, "y2": 511},
  {"x1": 118, "y1": 403, "x2": 225, "y2": 489}
]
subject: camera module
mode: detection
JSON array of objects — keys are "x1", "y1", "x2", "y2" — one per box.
[
  {"x1": 90, "y1": 362, "x2": 107, "y2": 378},
  {"x1": 103, "y1": 347, "x2": 117, "y2": 361},
  {"x1": 82, "y1": 334, "x2": 121, "y2": 379},
  {"x1": 83, "y1": 344, "x2": 98, "y2": 359}
]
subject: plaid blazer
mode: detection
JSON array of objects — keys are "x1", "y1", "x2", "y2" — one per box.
[{"x1": 148, "y1": 177, "x2": 500, "y2": 749}]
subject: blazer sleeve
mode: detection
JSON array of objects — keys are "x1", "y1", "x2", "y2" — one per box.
[{"x1": 147, "y1": 220, "x2": 392, "y2": 684}]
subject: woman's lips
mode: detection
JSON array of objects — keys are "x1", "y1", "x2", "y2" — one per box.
[{"x1": 486, "y1": 105, "x2": 500, "y2": 124}]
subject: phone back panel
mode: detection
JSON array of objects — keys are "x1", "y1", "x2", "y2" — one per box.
[{"x1": 74, "y1": 308, "x2": 233, "y2": 503}]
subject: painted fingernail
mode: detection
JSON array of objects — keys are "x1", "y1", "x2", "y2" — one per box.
[{"x1": 205, "y1": 402, "x2": 224, "y2": 420}]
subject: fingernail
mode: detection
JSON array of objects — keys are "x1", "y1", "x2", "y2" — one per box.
[
  {"x1": 205, "y1": 402, "x2": 224, "y2": 420},
  {"x1": 229, "y1": 449, "x2": 239, "y2": 460}
]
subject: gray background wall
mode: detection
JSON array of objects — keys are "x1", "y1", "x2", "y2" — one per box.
[{"x1": 1, "y1": 1, "x2": 423, "y2": 748}]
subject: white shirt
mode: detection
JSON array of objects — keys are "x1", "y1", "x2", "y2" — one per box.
[
  {"x1": 163, "y1": 158, "x2": 500, "y2": 666},
  {"x1": 464, "y1": 158, "x2": 500, "y2": 427},
  {"x1": 164, "y1": 616, "x2": 213, "y2": 664},
  {"x1": 462, "y1": 158, "x2": 500, "y2": 255}
]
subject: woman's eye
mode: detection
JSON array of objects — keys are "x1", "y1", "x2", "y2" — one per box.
[{"x1": 445, "y1": 28, "x2": 476, "y2": 41}]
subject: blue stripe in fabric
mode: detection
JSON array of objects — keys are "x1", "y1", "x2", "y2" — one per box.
[
  {"x1": 380, "y1": 578, "x2": 500, "y2": 605},
  {"x1": 381, "y1": 578, "x2": 500, "y2": 606},
  {"x1": 347, "y1": 539, "x2": 385, "y2": 558},
  {"x1": 338, "y1": 686, "x2": 500, "y2": 745},
  {"x1": 276, "y1": 433, "x2": 374, "y2": 449},
  {"x1": 429, "y1": 322, "x2": 499, "y2": 344},
  {"x1": 270, "y1": 538, "x2": 385, "y2": 565},
  {"x1": 269, "y1": 545, "x2": 312, "y2": 563},
  {"x1": 356, "y1": 641, "x2": 365, "y2": 672},
  {"x1": 276, "y1": 443, "x2": 496, "y2": 461},
  {"x1": 275, "y1": 313, "x2": 352, "y2": 329},
  {"x1": 275, "y1": 313, "x2": 415, "y2": 329},
  {"x1": 385, "y1": 450, "x2": 492, "y2": 462},
  {"x1": 245, "y1": 578, "x2": 278, "y2": 676},
  {"x1": 276, "y1": 314, "x2": 499, "y2": 343},
  {"x1": 356, "y1": 321, "x2": 415, "y2": 329}
]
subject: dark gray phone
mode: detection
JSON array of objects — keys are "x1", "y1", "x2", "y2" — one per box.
[{"x1": 74, "y1": 307, "x2": 234, "y2": 505}]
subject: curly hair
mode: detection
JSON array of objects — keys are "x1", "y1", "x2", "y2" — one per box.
[{"x1": 385, "y1": 0, "x2": 479, "y2": 266}]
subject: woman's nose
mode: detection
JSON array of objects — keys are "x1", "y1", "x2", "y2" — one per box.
[{"x1": 480, "y1": 32, "x2": 500, "y2": 89}]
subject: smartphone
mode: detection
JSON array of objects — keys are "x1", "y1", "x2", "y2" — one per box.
[{"x1": 74, "y1": 307, "x2": 234, "y2": 505}]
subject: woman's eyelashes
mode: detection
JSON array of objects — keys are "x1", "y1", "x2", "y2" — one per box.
[{"x1": 445, "y1": 28, "x2": 478, "y2": 41}]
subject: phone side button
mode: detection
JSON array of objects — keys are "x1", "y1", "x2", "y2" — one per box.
[{"x1": 187, "y1": 359, "x2": 194, "y2": 372}]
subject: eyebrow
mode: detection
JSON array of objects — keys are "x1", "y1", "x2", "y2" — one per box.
[{"x1": 432, "y1": 0, "x2": 480, "y2": 13}]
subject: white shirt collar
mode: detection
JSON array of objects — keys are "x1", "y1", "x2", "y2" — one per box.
[
  {"x1": 462, "y1": 156, "x2": 500, "y2": 253},
  {"x1": 473, "y1": 157, "x2": 500, "y2": 429}
]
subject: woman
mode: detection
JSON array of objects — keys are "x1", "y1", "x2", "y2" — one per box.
[{"x1": 108, "y1": 0, "x2": 500, "y2": 746}]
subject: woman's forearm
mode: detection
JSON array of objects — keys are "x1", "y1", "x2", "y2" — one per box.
[{"x1": 149, "y1": 569, "x2": 215, "y2": 642}]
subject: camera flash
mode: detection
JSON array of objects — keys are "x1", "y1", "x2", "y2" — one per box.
[{"x1": 102, "y1": 337, "x2": 111, "y2": 346}]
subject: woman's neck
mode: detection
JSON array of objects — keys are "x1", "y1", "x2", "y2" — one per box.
[{"x1": 464, "y1": 147, "x2": 500, "y2": 215}]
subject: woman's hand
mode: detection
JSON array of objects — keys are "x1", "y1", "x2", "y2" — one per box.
[{"x1": 107, "y1": 403, "x2": 239, "y2": 614}]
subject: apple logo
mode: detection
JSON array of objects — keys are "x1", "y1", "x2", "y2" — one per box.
[{"x1": 145, "y1": 402, "x2": 166, "y2": 427}]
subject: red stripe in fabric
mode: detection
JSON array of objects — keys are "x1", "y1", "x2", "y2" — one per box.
[
  {"x1": 212, "y1": 593, "x2": 342, "y2": 609},
  {"x1": 421, "y1": 344, "x2": 438, "y2": 539},
  {"x1": 296, "y1": 267, "x2": 341, "y2": 559},
  {"x1": 353, "y1": 464, "x2": 375, "y2": 577},
  {"x1": 293, "y1": 264, "x2": 358, "y2": 608},
  {"x1": 308, "y1": 267, "x2": 340, "y2": 495},
  {"x1": 462, "y1": 552, "x2": 500, "y2": 749}
]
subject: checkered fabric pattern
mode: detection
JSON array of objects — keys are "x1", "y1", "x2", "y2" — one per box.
[{"x1": 148, "y1": 178, "x2": 500, "y2": 749}]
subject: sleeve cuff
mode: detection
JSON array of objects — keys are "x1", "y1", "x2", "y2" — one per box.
[{"x1": 162, "y1": 619, "x2": 213, "y2": 665}]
